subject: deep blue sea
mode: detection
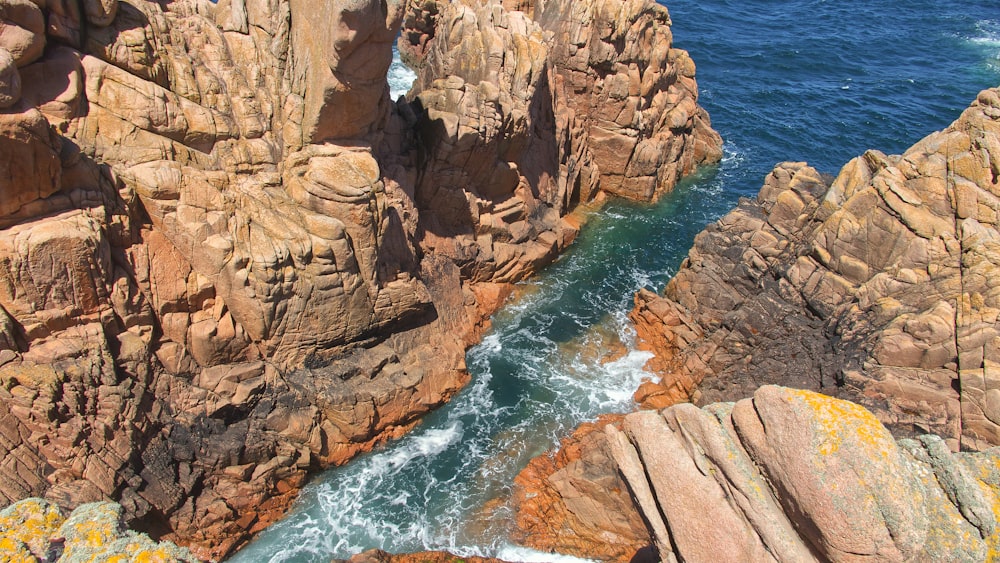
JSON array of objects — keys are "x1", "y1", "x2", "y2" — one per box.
[{"x1": 231, "y1": 2, "x2": 1000, "y2": 561}]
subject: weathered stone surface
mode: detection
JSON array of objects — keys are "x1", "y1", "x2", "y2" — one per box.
[
  {"x1": 606, "y1": 387, "x2": 1000, "y2": 563},
  {"x1": 399, "y1": 0, "x2": 721, "y2": 283},
  {"x1": 631, "y1": 87, "x2": 1000, "y2": 451},
  {"x1": 0, "y1": 0, "x2": 45, "y2": 67},
  {"x1": 0, "y1": 498, "x2": 199, "y2": 562},
  {"x1": 510, "y1": 416, "x2": 653, "y2": 562},
  {"x1": 0, "y1": 47, "x2": 19, "y2": 107},
  {"x1": 0, "y1": 107, "x2": 61, "y2": 218},
  {"x1": 0, "y1": 0, "x2": 718, "y2": 558}
]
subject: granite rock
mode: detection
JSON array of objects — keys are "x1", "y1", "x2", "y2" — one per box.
[
  {"x1": 607, "y1": 386, "x2": 1000, "y2": 562},
  {"x1": 632, "y1": 87, "x2": 1000, "y2": 451},
  {"x1": 0, "y1": 0, "x2": 718, "y2": 558},
  {"x1": 0, "y1": 498, "x2": 199, "y2": 562}
]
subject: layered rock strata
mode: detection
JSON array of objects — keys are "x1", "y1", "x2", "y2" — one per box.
[
  {"x1": 0, "y1": 0, "x2": 719, "y2": 557},
  {"x1": 632, "y1": 87, "x2": 1000, "y2": 451},
  {"x1": 608, "y1": 385, "x2": 1000, "y2": 562},
  {"x1": 510, "y1": 415, "x2": 654, "y2": 562}
]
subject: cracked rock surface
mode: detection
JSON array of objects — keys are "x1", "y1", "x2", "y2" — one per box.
[
  {"x1": 632, "y1": 86, "x2": 1000, "y2": 452},
  {"x1": 0, "y1": 0, "x2": 719, "y2": 557}
]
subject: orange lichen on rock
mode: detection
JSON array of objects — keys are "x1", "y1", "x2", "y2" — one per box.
[
  {"x1": 0, "y1": 499, "x2": 199, "y2": 563},
  {"x1": 787, "y1": 387, "x2": 894, "y2": 459}
]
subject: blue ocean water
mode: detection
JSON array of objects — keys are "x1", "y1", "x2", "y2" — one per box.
[{"x1": 230, "y1": 2, "x2": 1000, "y2": 561}]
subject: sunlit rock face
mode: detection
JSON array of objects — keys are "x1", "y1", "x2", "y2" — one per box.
[
  {"x1": 513, "y1": 386, "x2": 1000, "y2": 562},
  {"x1": 607, "y1": 386, "x2": 1000, "y2": 562},
  {"x1": 0, "y1": 0, "x2": 720, "y2": 557},
  {"x1": 632, "y1": 87, "x2": 1000, "y2": 453}
]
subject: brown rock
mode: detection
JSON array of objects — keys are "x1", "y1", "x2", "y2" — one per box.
[
  {"x1": 631, "y1": 88, "x2": 1000, "y2": 450},
  {"x1": 0, "y1": 46, "x2": 19, "y2": 107},
  {"x1": 82, "y1": 0, "x2": 117, "y2": 27},
  {"x1": 0, "y1": 0, "x2": 719, "y2": 557},
  {"x1": 605, "y1": 387, "x2": 997, "y2": 563},
  {"x1": 510, "y1": 415, "x2": 652, "y2": 562},
  {"x1": 0, "y1": 0, "x2": 44, "y2": 67},
  {"x1": 0, "y1": 107, "x2": 61, "y2": 218}
]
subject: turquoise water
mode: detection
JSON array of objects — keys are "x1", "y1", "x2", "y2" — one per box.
[{"x1": 231, "y1": 2, "x2": 1000, "y2": 561}]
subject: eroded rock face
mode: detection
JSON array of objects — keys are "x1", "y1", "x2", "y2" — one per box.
[
  {"x1": 632, "y1": 87, "x2": 1000, "y2": 451},
  {"x1": 510, "y1": 415, "x2": 653, "y2": 562},
  {"x1": 0, "y1": 0, "x2": 719, "y2": 558},
  {"x1": 607, "y1": 386, "x2": 1000, "y2": 562},
  {"x1": 398, "y1": 0, "x2": 722, "y2": 282}
]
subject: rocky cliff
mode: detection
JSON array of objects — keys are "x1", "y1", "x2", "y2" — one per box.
[
  {"x1": 0, "y1": 0, "x2": 719, "y2": 557},
  {"x1": 512, "y1": 86, "x2": 1000, "y2": 560},
  {"x1": 632, "y1": 86, "x2": 1000, "y2": 451}
]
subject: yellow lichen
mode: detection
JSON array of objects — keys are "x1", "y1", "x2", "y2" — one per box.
[
  {"x1": 0, "y1": 535, "x2": 40, "y2": 563},
  {"x1": 0, "y1": 498, "x2": 65, "y2": 559},
  {"x1": 788, "y1": 388, "x2": 893, "y2": 459}
]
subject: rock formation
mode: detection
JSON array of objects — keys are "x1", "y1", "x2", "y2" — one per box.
[
  {"x1": 632, "y1": 86, "x2": 1000, "y2": 452},
  {"x1": 512, "y1": 86, "x2": 1000, "y2": 560},
  {"x1": 0, "y1": 497, "x2": 199, "y2": 562},
  {"x1": 510, "y1": 415, "x2": 653, "y2": 562},
  {"x1": 607, "y1": 386, "x2": 1000, "y2": 562},
  {"x1": 0, "y1": 0, "x2": 719, "y2": 557}
]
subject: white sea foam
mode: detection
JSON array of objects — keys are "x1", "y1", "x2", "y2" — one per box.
[
  {"x1": 496, "y1": 544, "x2": 598, "y2": 563},
  {"x1": 377, "y1": 423, "x2": 464, "y2": 473},
  {"x1": 969, "y1": 20, "x2": 1000, "y2": 72},
  {"x1": 389, "y1": 45, "x2": 418, "y2": 100},
  {"x1": 972, "y1": 20, "x2": 1000, "y2": 46}
]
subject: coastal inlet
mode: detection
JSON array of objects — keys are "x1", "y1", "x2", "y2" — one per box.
[{"x1": 232, "y1": 0, "x2": 1000, "y2": 560}]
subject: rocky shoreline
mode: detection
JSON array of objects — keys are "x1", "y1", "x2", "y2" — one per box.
[
  {"x1": 0, "y1": 0, "x2": 719, "y2": 558},
  {"x1": 4, "y1": 0, "x2": 999, "y2": 560},
  {"x1": 510, "y1": 86, "x2": 1000, "y2": 562}
]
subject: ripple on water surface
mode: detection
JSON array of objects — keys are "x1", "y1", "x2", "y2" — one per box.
[{"x1": 230, "y1": 1, "x2": 1000, "y2": 560}]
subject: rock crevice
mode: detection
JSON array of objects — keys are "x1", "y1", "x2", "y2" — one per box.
[{"x1": 0, "y1": 0, "x2": 720, "y2": 557}]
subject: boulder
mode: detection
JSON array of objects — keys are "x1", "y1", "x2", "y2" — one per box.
[
  {"x1": 0, "y1": 0, "x2": 44, "y2": 67},
  {"x1": 606, "y1": 386, "x2": 999, "y2": 562},
  {"x1": 0, "y1": 498, "x2": 199, "y2": 562},
  {"x1": 0, "y1": 107, "x2": 61, "y2": 218}
]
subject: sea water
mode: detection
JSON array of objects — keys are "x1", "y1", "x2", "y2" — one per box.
[{"x1": 230, "y1": 1, "x2": 1000, "y2": 561}]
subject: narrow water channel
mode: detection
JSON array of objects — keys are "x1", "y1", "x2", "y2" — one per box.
[{"x1": 231, "y1": 1, "x2": 1000, "y2": 560}]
